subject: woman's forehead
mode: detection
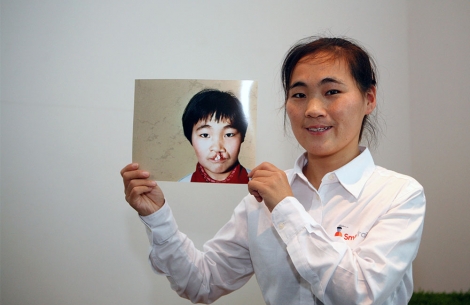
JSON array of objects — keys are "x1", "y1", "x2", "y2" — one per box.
[
  {"x1": 297, "y1": 51, "x2": 348, "y2": 69},
  {"x1": 292, "y1": 55, "x2": 350, "y2": 82}
]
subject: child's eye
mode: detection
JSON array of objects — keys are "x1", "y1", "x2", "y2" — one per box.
[
  {"x1": 225, "y1": 133, "x2": 235, "y2": 137},
  {"x1": 199, "y1": 133, "x2": 209, "y2": 138},
  {"x1": 326, "y1": 89, "x2": 340, "y2": 96}
]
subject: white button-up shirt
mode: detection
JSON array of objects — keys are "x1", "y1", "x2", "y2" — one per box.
[{"x1": 141, "y1": 148, "x2": 426, "y2": 305}]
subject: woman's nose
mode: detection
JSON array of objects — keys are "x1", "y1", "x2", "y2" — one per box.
[{"x1": 305, "y1": 97, "x2": 326, "y2": 118}]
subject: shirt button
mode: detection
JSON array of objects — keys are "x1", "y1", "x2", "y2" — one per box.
[
  {"x1": 315, "y1": 193, "x2": 320, "y2": 200},
  {"x1": 329, "y1": 174, "x2": 335, "y2": 181},
  {"x1": 278, "y1": 223, "x2": 285, "y2": 230}
]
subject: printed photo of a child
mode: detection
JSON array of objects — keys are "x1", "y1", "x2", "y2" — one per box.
[
  {"x1": 179, "y1": 89, "x2": 250, "y2": 183},
  {"x1": 132, "y1": 79, "x2": 257, "y2": 184}
]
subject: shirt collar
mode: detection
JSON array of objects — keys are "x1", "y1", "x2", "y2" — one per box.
[{"x1": 287, "y1": 146, "x2": 376, "y2": 199}]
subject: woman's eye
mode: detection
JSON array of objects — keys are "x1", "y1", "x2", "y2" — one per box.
[
  {"x1": 291, "y1": 93, "x2": 306, "y2": 98},
  {"x1": 326, "y1": 89, "x2": 340, "y2": 96}
]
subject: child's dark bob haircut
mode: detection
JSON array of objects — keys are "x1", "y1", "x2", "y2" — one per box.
[{"x1": 182, "y1": 89, "x2": 248, "y2": 144}]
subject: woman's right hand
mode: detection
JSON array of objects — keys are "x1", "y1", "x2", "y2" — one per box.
[{"x1": 120, "y1": 163, "x2": 165, "y2": 216}]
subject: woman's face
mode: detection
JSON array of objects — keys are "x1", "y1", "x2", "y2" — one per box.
[
  {"x1": 191, "y1": 116, "x2": 242, "y2": 180},
  {"x1": 286, "y1": 54, "x2": 376, "y2": 163}
]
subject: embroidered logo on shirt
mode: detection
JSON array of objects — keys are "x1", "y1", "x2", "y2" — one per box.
[
  {"x1": 334, "y1": 225, "x2": 367, "y2": 241},
  {"x1": 334, "y1": 227, "x2": 343, "y2": 237},
  {"x1": 343, "y1": 233, "x2": 357, "y2": 241},
  {"x1": 335, "y1": 224, "x2": 348, "y2": 237}
]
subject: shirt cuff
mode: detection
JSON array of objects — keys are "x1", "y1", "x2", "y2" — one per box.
[
  {"x1": 271, "y1": 196, "x2": 314, "y2": 244},
  {"x1": 140, "y1": 202, "x2": 178, "y2": 245}
]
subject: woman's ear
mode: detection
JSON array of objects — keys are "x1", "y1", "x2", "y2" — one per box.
[{"x1": 365, "y1": 86, "x2": 377, "y2": 115}]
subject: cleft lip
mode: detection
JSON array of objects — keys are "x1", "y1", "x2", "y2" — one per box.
[{"x1": 209, "y1": 153, "x2": 227, "y2": 162}]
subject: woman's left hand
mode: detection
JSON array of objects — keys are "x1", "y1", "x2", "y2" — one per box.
[{"x1": 248, "y1": 162, "x2": 294, "y2": 212}]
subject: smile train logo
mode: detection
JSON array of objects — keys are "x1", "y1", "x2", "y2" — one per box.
[
  {"x1": 334, "y1": 224, "x2": 348, "y2": 237},
  {"x1": 335, "y1": 226, "x2": 343, "y2": 237}
]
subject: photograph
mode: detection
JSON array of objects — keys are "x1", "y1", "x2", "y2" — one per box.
[{"x1": 133, "y1": 79, "x2": 257, "y2": 183}]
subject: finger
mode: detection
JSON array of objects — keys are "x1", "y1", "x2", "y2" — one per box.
[
  {"x1": 126, "y1": 184, "x2": 157, "y2": 205},
  {"x1": 250, "y1": 162, "x2": 273, "y2": 171},
  {"x1": 248, "y1": 189, "x2": 263, "y2": 202},
  {"x1": 126, "y1": 179, "x2": 157, "y2": 197},
  {"x1": 253, "y1": 193, "x2": 263, "y2": 202},
  {"x1": 122, "y1": 170, "x2": 151, "y2": 190},
  {"x1": 249, "y1": 162, "x2": 282, "y2": 177},
  {"x1": 120, "y1": 163, "x2": 139, "y2": 177},
  {"x1": 248, "y1": 181, "x2": 264, "y2": 202},
  {"x1": 249, "y1": 169, "x2": 277, "y2": 179},
  {"x1": 248, "y1": 162, "x2": 271, "y2": 177},
  {"x1": 123, "y1": 169, "x2": 150, "y2": 181}
]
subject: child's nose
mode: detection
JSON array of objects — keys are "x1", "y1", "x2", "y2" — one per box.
[{"x1": 210, "y1": 137, "x2": 225, "y2": 151}]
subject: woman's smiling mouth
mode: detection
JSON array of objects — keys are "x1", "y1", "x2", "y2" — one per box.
[{"x1": 307, "y1": 126, "x2": 332, "y2": 132}]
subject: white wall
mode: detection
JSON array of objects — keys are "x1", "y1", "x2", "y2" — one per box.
[
  {"x1": 0, "y1": 1, "x2": 2, "y2": 297},
  {"x1": 1, "y1": 0, "x2": 462, "y2": 304},
  {"x1": 409, "y1": 0, "x2": 470, "y2": 292}
]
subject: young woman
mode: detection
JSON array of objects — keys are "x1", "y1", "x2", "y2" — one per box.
[{"x1": 121, "y1": 36, "x2": 425, "y2": 305}]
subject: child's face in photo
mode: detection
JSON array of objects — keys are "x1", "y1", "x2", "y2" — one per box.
[{"x1": 191, "y1": 116, "x2": 242, "y2": 180}]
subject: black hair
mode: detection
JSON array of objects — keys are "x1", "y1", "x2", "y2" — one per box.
[
  {"x1": 281, "y1": 36, "x2": 380, "y2": 146},
  {"x1": 182, "y1": 89, "x2": 248, "y2": 144}
]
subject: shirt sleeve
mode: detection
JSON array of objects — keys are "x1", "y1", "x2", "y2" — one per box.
[
  {"x1": 140, "y1": 200, "x2": 254, "y2": 304},
  {"x1": 271, "y1": 180, "x2": 426, "y2": 305}
]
